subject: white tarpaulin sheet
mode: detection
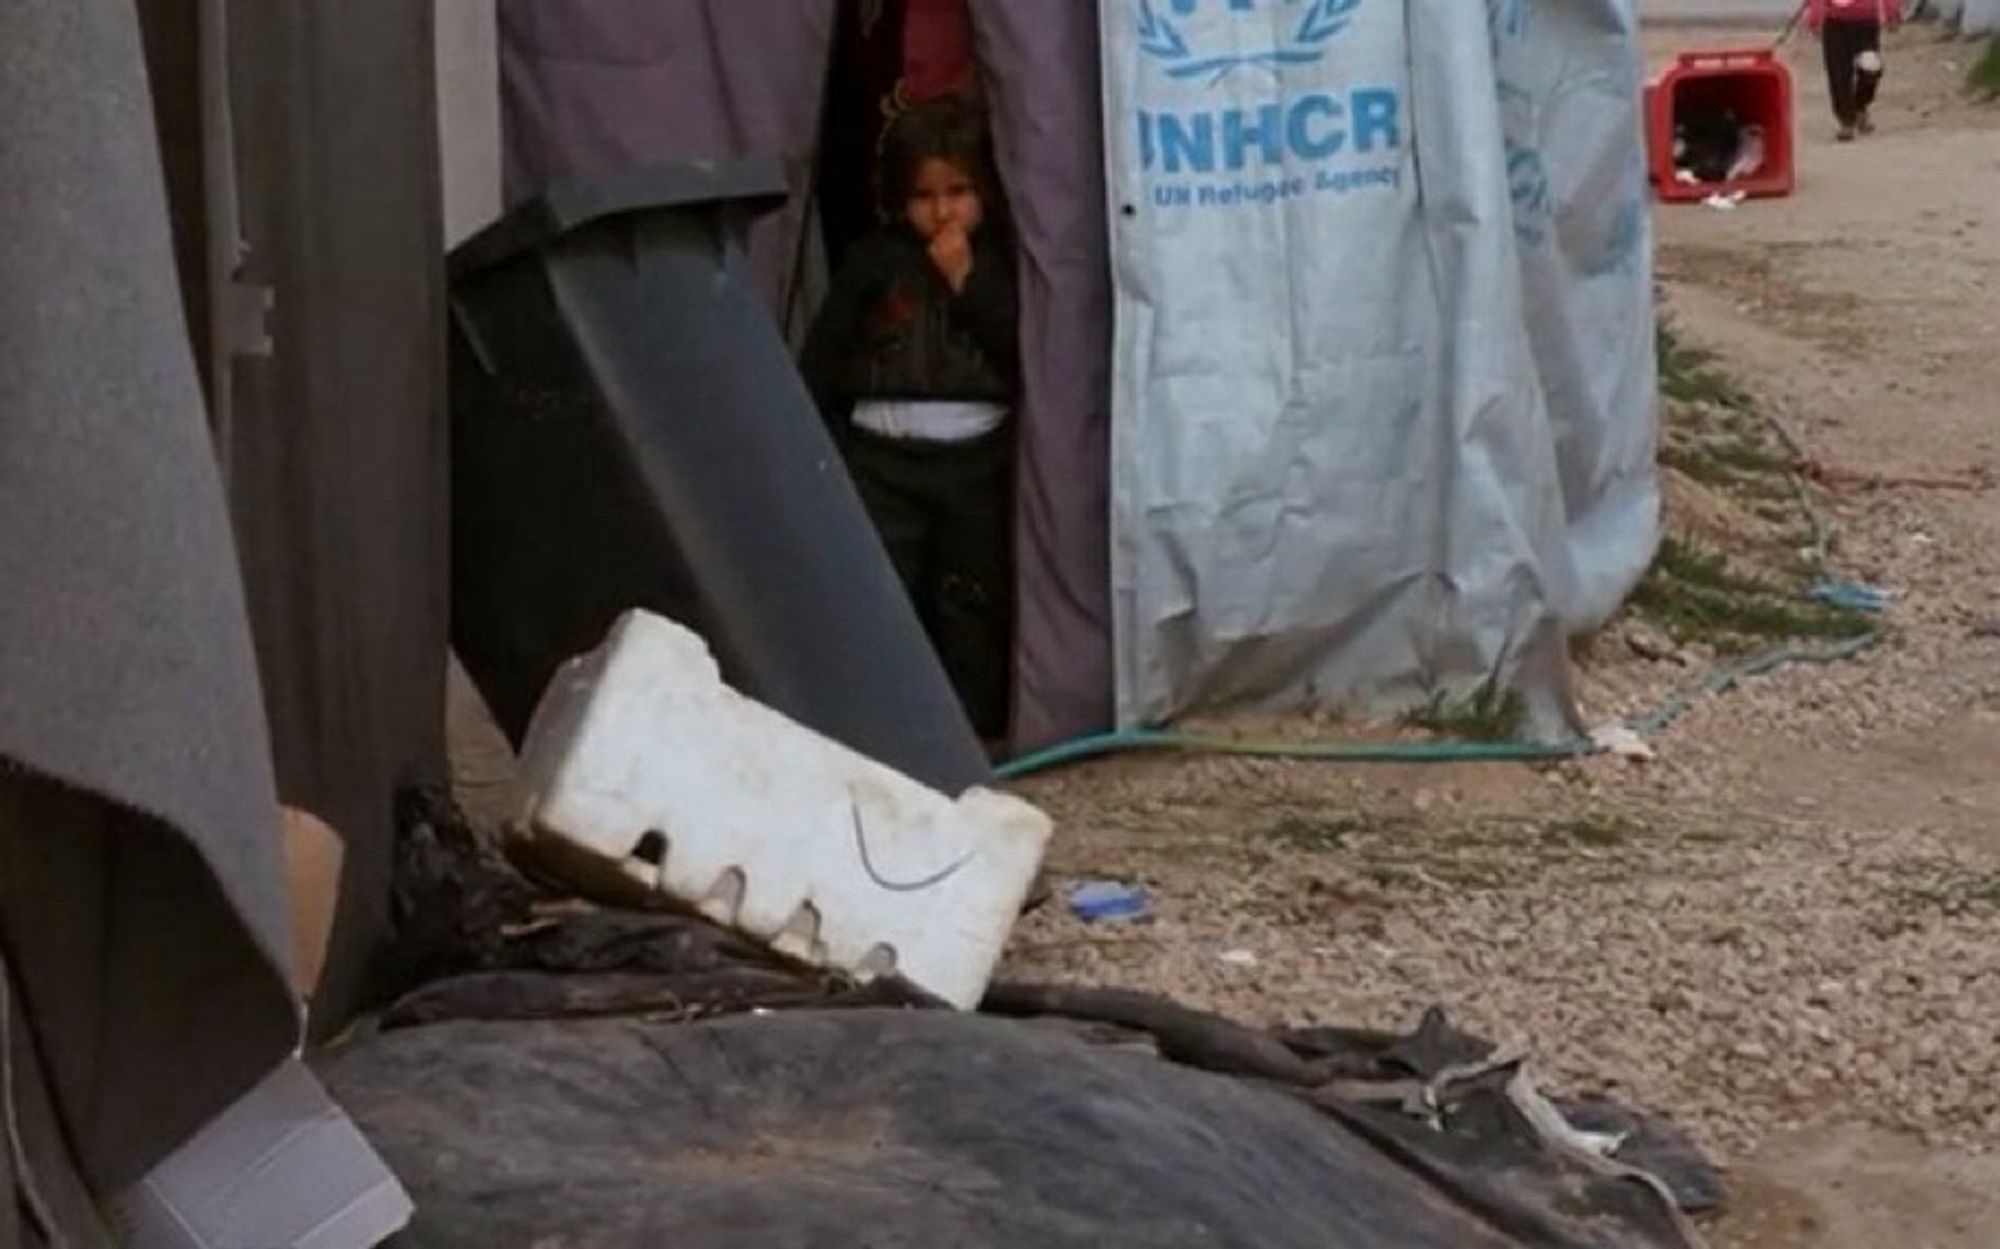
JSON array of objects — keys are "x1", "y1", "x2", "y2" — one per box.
[{"x1": 1102, "y1": 0, "x2": 1657, "y2": 735}]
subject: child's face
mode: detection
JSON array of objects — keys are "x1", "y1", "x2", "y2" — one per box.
[{"x1": 904, "y1": 157, "x2": 983, "y2": 242}]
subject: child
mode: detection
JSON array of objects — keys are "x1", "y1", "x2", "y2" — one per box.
[
  {"x1": 802, "y1": 96, "x2": 1018, "y2": 744},
  {"x1": 1810, "y1": 0, "x2": 1904, "y2": 141}
]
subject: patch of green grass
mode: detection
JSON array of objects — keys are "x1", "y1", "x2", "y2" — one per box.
[
  {"x1": 1653, "y1": 539, "x2": 1768, "y2": 593},
  {"x1": 1630, "y1": 538, "x2": 1874, "y2": 652},
  {"x1": 1259, "y1": 814, "x2": 1372, "y2": 853},
  {"x1": 1969, "y1": 37, "x2": 2000, "y2": 100},
  {"x1": 1404, "y1": 682, "x2": 1523, "y2": 742},
  {"x1": 1540, "y1": 816, "x2": 1636, "y2": 848},
  {"x1": 1658, "y1": 324, "x2": 1754, "y2": 412},
  {"x1": 1672, "y1": 827, "x2": 1734, "y2": 846},
  {"x1": 1701, "y1": 434, "x2": 1789, "y2": 476},
  {"x1": 1660, "y1": 439, "x2": 1794, "y2": 500},
  {"x1": 1888, "y1": 867, "x2": 2000, "y2": 917}
]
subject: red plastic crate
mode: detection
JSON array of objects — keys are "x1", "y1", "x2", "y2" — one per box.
[{"x1": 1645, "y1": 48, "x2": 1795, "y2": 203}]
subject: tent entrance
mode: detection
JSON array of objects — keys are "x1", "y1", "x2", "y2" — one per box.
[
  {"x1": 799, "y1": 0, "x2": 1019, "y2": 746},
  {"x1": 498, "y1": 0, "x2": 1116, "y2": 754}
]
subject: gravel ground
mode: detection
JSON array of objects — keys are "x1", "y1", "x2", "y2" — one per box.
[
  {"x1": 1001, "y1": 28, "x2": 2000, "y2": 1175},
  {"x1": 1004, "y1": 765, "x2": 2000, "y2": 1161}
]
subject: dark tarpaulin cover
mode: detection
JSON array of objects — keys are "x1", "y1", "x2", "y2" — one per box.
[
  {"x1": 496, "y1": 0, "x2": 1116, "y2": 751},
  {"x1": 321, "y1": 1009, "x2": 1702, "y2": 1249},
  {"x1": 137, "y1": 0, "x2": 452, "y2": 1030},
  {"x1": 316, "y1": 796, "x2": 1711, "y2": 1249},
  {"x1": 0, "y1": 0, "x2": 296, "y2": 1220}
]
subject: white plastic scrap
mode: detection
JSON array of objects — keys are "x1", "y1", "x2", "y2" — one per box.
[
  {"x1": 511, "y1": 610, "x2": 1053, "y2": 1010},
  {"x1": 1589, "y1": 724, "x2": 1657, "y2": 763}
]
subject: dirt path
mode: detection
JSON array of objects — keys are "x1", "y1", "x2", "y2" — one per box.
[{"x1": 1647, "y1": 25, "x2": 2000, "y2": 1247}]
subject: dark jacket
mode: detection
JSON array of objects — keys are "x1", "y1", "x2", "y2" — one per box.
[{"x1": 801, "y1": 227, "x2": 1020, "y2": 426}]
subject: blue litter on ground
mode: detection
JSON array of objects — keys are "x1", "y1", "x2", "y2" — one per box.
[
  {"x1": 1068, "y1": 881, "x2": 1152, "y2": 924},
  {"x1": 1809, "y1": 579, "x2": 1893, "y2": 614}
]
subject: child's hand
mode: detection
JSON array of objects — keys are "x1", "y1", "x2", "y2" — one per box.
[{"x1": 929, "y1": 224, "x2": 974, "y2": 292}]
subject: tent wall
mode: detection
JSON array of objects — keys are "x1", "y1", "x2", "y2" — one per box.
[
  {"x1": 497, "y1": 0, "x2": 836, "y2": 320},
  {"x1": 136, "y1": 0, "x2": 452, "y2": 1031},
  {"x1": 1494, "y1": 1, "x2": 1661, "y2": 634},
  {"x1": 438, "y1": 0, "x2": 504, "y2": 248},
  {"x1": 494, "y1": 0, "x2": 1117, "y2": 751},
  {"x1": 964, "y1": 0, "x2": 1117, "y2": 748}
]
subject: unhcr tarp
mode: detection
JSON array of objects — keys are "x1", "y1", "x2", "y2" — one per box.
[
  {"x1": 1103, "y1": 0, "x2": 1656, "y2": 732},
  {"x1": 1492, "y1": 1, "x2": 1660, "y2": 635}
]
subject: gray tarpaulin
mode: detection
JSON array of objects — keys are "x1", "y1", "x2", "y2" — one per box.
[
  {"x1": 496, "y1": 0, "x2": 1117, "y2": 752},
  {"x1": 0, "y1": 0, "x2": 297, "y2": 1228},
  {"x1": 1494, "y1": 0, "x2": 1661, "y2": 635},
  {"x1": 965, "y1": 0, "x2": 1118, "y2": 749}
]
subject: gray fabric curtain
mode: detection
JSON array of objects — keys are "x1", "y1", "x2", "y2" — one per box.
[
  {"x1": 499, "y1": 0, "x2": 837, "y2": 316},
  {"x1": 965, "y1": 0, "x2": 1115, "y2": 749},
  {"x1": 0, "y1": 0, "x2": 297, "y2": 1208}
]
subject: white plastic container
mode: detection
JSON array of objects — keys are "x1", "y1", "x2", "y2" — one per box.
[{"x1": 511, "y1": 610, "x2": 1052, "y2": 1010}]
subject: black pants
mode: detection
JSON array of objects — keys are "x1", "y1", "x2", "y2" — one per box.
[
  {"x1": 1822, "y1": 20, "x2": 1883, "y2": 127},
  {"x1": 843, "y1": 425, "x2": 1014, "y2": 740}
]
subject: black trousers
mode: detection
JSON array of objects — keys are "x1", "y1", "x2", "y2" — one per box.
[
  {"x1": 843, "y1": 425, "x2": 1014, "y2": 740},
  {"x1": 1822, "y1": 20, "x2": 1883, "y2": 126}
]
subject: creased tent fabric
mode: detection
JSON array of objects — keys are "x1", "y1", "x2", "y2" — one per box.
[
  {"x1": 964, "y1": 0, "x2": 1118, "y2": 749},
  {"x1": 0, "y1": 0, "x2": 296, "y2": 1210},
  {"x1": 1102, "y1": 0, "x2": 1649, "y2": 733},
  {"x1": 1492, "y1": 0, "x2": 1661, "y2": 633},
  {"x1": 136, "y1": 0, "x2": 453, "y2": 1033},
  {"x1": 495, "y1": 0, "x2": 1117, "y2": 752},
  {"x1": 498, "y1": 0, "x2": 836, "y2": 321}
]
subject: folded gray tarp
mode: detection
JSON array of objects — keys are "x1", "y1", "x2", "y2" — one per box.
[
  {"x1": 0, "y1": 1, "x2": 297, "y2": 1239},
  {"x1": 323, "y1": 1009, "x2": 1700, "y2": 1249}
]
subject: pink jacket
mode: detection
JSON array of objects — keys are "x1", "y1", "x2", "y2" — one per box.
[
  {"x1": 1809, "y1": 0, "x2": 1904, "y2": 29},
  {"x1": 903, "y1": 0, "x2": 976, "y2": 104}
]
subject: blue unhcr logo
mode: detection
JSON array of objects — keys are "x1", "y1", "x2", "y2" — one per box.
[
  {"x1": 1138, "y1": 0, "x2": 1364, "y2": 84},
  {"x1": 1130, "y1": 0, "x2": 1403, "y2": 212}
]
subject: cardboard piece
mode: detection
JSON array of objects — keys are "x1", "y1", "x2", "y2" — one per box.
[
  {"x1": 113, "y1": 1059, "x2": 412, "y2": 1249},
  {"x1": 280, "y1": 806, "x2": 344, "y2": 1000}
]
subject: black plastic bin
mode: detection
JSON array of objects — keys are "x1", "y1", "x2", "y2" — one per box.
[{"x1": 448, "y1": 158, "x2": 990, "y2": 795}]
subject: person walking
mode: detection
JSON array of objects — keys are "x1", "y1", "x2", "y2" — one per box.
[{"x1": 1809, "y1": 0, "x2": 1904, "y2": 140}]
